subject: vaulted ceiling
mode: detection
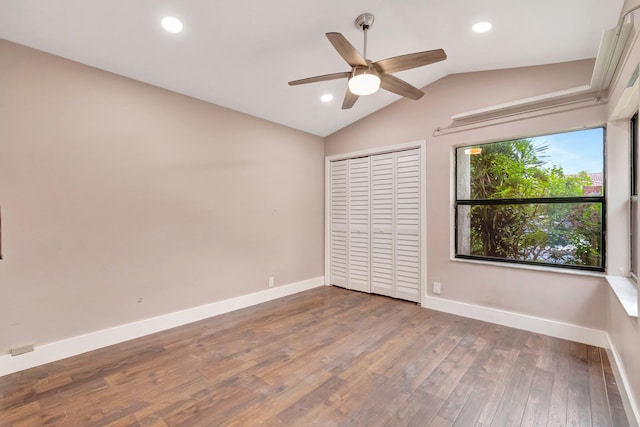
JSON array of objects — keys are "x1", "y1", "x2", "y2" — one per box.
[{"x1": 0, "y1": 0, "x2": 624, "y2": 136}]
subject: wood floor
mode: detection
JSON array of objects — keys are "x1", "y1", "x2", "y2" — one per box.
[{"x1": 0, "y1": 286, "x2": 629, "y2": 427}]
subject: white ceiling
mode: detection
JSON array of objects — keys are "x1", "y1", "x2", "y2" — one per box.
[{"x1": 0, "y1": 0, "x2": 625, "y2": 137}]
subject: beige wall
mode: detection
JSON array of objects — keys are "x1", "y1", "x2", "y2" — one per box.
[
  {"x1": 0, "y1": 39, "x2": 325, "y2": 353},
  {"x1": 605, "y1": 0, "x2": 640, "y2": 417},
  {"x1": 326, "y1": 59, "x2": 608, "y2": 329}
]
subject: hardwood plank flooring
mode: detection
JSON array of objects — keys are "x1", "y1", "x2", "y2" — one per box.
[{"x1": 0, "y1": 287, "x2": 630, "y2": 426}]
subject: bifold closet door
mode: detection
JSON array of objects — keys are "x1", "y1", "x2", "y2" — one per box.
[
  {"x1": 347, "y1": 157, "x2": 371, "y2": 293},
  {"x1": 371, "y1": 153, "x2": 395, "y2": 298},
  {"x1": 329, "y1": 160, "x2": 348, "y2": 288},
  {"x1": 395, "y1": 149, "x2": 421, "y2": 302},
  {"x1": 329, "y1": 148, "x2": 420, "y2": 301},
  {"x1": 370, "y1": 149, "x2": 421, "y2": 302}
]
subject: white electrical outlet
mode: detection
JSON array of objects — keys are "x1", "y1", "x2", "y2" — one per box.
[
  {"x1": 269, "y1": 276, "x2": 275, "y2": 287},
  {"x1": 433, "y1": 282, "x2": 441, "y2": 294}
]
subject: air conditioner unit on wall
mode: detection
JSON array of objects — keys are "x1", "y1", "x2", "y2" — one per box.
[
  {"x1": 610, "y1": 65, "x2": 639, "y2": 121},
  {"x1": 590, "y1": 23, "x2": 633, "y2": 92}
]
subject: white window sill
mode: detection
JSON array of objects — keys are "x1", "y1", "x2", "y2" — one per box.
[
  {"x1": 605, "y1": 276, "x2": 638, "y2": 318},
  {"x1": 451, "y1": 257, "x2": 605, "y2": 278}
]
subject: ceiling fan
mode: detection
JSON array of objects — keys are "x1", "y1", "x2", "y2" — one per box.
[{"x1": 288, "y1": 13, "x2": 447, "y2": 110}]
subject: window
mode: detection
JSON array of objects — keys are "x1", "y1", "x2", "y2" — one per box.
[
  {"x1": 631, "y1": 112, "x2": 638, "y2": 281},
  {"x1": 455, "y1": 128, "x2": 605, "y2": 271}
]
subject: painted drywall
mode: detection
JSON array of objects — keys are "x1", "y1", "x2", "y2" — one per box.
[
  {"x1": 326, "y1": 59, "x2": 608, "y2": 329},
  {"x1": 0, "y1": 39, "x2": 325, "y2": 354},
  {"x1": 608, "y1": 295, "x2": 640, "y2": 421},
  {"x1": 605, "y1": 0, "x2": 640, "y2": 418}
]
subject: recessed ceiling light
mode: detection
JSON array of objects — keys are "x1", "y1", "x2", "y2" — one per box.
[
  {"x1": 321, "y1": 94, "x2": 334, "y2": 103},
  {"x1": 161, "y1": 16, "x2": 183, "y2": 33},
  {"x1": 472, "y1": 22, "x2": 492, "y2": 33}
]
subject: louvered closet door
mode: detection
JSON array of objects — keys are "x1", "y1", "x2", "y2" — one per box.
[
  {"x1": 370, "y1": 153, "x2": 395, "y2": 298},
  {"x1": 395, "y1": 149, "x2": 421, "y2": 302},
  {"x1": 329, "y1": 160, "x2": 348, "y2": 288},
  {"x1": 348, "y1": 157, "x2": 371, "y2": 293}
]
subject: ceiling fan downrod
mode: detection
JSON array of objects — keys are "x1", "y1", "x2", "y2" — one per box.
[{"x1": 355, "y1": 13, "x2": 375, "y2": 60}]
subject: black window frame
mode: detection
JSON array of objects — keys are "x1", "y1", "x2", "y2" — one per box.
[
  {"x1": 630, "y1": 112, "x2": 638, "y2": 282},
  {"x1": 454, "y1": 127, "x2": 606, "y2": 272},
  {"x1": 631, "y1": 112, "x2": 638, "y2": 196}
]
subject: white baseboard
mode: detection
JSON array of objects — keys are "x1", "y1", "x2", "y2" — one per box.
[
  {"x1": 421, "y1": 295, "x2": 608, "y2": 347},
  {"x1": 0, "y1": 276, "x2": 325, "y2": 377},
  {"x1": 606, "y1": 335, "x2": 640, "y2": 427}
]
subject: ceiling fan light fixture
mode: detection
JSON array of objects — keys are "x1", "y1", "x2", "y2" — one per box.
[
  {"x1": 348, "y1": 71, "x2": 381, "y2": 96},
  {"x1": 288, "y1": 12, "x2": 446, "y2": 109}
]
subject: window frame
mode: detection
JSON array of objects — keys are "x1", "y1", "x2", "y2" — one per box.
[
  {"x1": 630, "y1": 112, "x2": 638, "y2": 283},
  {"x1": 454, "y1": 127, "x2": 606, "y2": 272}
]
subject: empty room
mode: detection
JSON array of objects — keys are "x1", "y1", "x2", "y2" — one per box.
[{"x1": 1, "y1": 0, "x2": 639, "y2": 426}]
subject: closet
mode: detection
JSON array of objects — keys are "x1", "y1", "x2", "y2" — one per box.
[{"x1": 328, "y1": 147, "x2": 422, "y2": 303}]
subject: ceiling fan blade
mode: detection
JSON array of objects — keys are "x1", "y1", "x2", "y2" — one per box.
[
  {"x1": 342, "y1": 89, "x2": 359, "y2": 109},
  {"x1": 375, "y1": 49, "x2": 446, "y2": 74},
  {"x1": 380, "y1": 74, "x2": 424, "y2": 100},
  {"x1": 288, "y1": 72, "x2": 351, "y2": 86},
  {"x1": 326, "y1": 32, "x2": 367, "y2": 67}
]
